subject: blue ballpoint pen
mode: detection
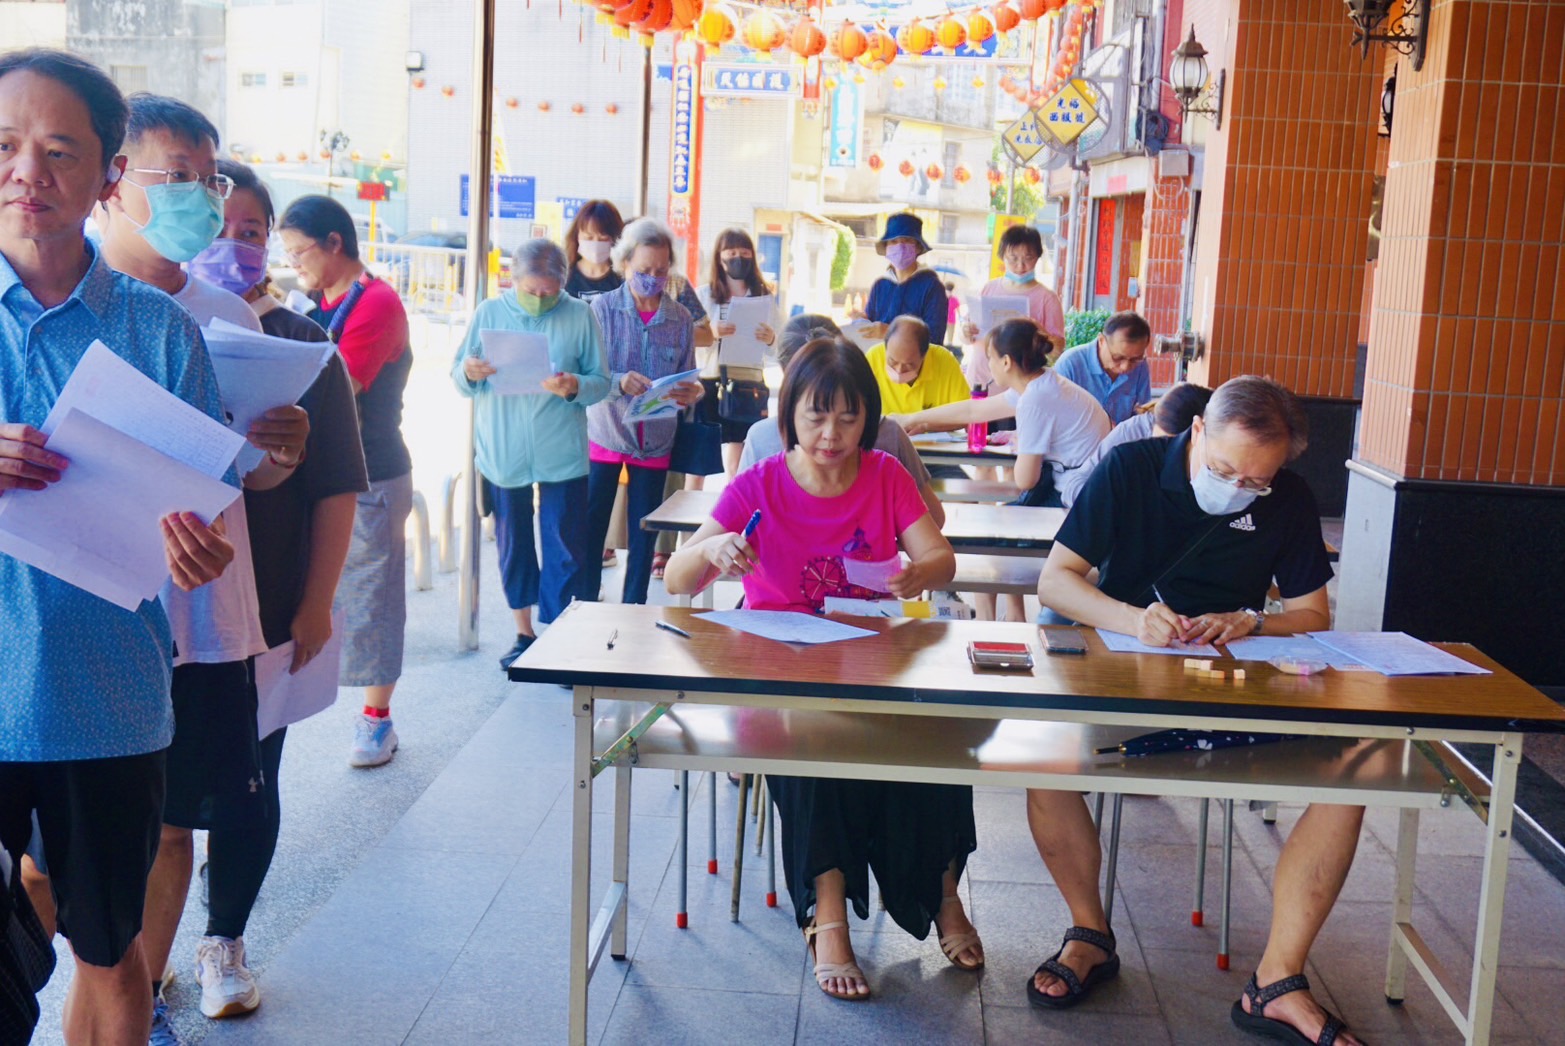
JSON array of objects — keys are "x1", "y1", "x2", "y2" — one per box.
[{"x1": 742, "y1": 510, "x2": 762, "y2": 539}]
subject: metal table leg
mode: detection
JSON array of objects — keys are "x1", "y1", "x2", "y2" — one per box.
[
  {"x1": 610, "y1": 760, "x2": 632, "y2": 959},
  {"x1": 1103, "y1": 793, "x2": 1123, "y2": 927},
  {"x1": 568, "y1": 690, "x2": 594, "y2": 1046},
  {"x1": 677, "y1": 769, "x2": 689, "y2": 929},
  {"x1": 1466, "y1": 738, "x2": 1521, "y2": 1045},
  {"x1": 1384, "y1": 807, "x2": 1419, "y2": 1004},
  {"x1": 731, "y1": 774, "x2": 750, "y2": 921},
  {"x1": 1193, "y1": 798, "x2": 1210, "y2": 927},
  {"x1": 708, "y1": 771, "x2": 719, "y2": 874},
  {"x1": 1218, "y1": 798, "x2": 1234, "y2": 971},
  {"x1": 766, "y1": 785, "x2": 778, "y2": 908}
]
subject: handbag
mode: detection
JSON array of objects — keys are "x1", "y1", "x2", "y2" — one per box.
[
  {"x1": 669, "y1": 406, "x2": 723, "y2": 477},
  {"x1": 716, "y1": 365, "x2": 768, "y2": 426}
]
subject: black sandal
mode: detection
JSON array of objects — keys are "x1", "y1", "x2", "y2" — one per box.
[
  {"x1": 1231, "y1": 972, "x2": 1352, "y2": 1045},
  {"x1": 1025, "y1": 926, "x2": 1119, "y2": 1010}
]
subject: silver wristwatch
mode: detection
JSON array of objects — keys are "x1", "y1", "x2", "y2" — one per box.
[{"x1": 1243, "y1": 608, "x2": 1265, "y2": 635}]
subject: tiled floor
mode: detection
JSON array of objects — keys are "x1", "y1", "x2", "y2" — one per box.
[{"x1": 27, "y1": 545, "x2": 1565, "y2": 1045}]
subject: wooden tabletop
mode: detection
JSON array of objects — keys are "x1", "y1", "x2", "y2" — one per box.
[
  {"x1": 641, "y1": 490, "x2": 1062, "y2": 554},
  {"x1": 512, "y1": 603, "x2": 1565, "y2": 734},
  {"x1": 912, "y1": 434, "x2": 1017, "y2": 463}
]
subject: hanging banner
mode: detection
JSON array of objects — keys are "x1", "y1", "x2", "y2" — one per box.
[
  {"x1": 828, "y1": 77, "x2": 861, "y2": 168},
  {"x1": 668, "y1": 41, "x2": 700, "y2": 237}
]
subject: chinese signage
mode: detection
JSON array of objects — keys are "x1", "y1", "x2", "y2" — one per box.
[
  {"x1": 668, "y1": 40, "x2": 701, "y2": 246},
  {"x1": 557, "y1": 196, "x2": 588, "y2": 221},
  {"x1": 1001, "y1": 108, "x2": 1048, "y2": 165},
  {"x1": 828, "y1": 76, "x2": 861, "y2": 168},
  {"x1": 703, "y1": 63, "x2": 798, "y2": 98},
  {"x1": 459, "y1": 174, "x2": 535, "y2": 219},
  {"x1": 1037, "y1": 78, "x2": 1102, "y2": 147}
]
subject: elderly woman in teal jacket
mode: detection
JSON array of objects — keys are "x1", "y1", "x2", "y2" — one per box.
[{"x1": 453, "y1": 238, "x2": 612, "y2": 669}]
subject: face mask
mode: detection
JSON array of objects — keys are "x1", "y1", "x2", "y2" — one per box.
[
  {"x1": 1003, "y1": 269, "x2": 1036, "y2": 284},
  {"x1": 628, "y1": 271, "x2": 667, "y2": 299},
  {"x1": 126, "y1": 180, "x2": 224, "y2": 262},
  {"x1": 885, "y1": 242, "x2": 920, "y2": 270},
  {"x1": 188, "y1": 237, "x2": 269, "y2": 296},
  {"x1": 722, "y1": 257, "x2": 753, "y2": 281},
  {"x1": 579, "y1": 240, "x2": 613, "y2": 265},
  {"x1": 1190, "y1": 440, "x2": 1263, "y2": 516},
  {"x1": 516, "y1": 289, "x2": 561, "y2": 316}
]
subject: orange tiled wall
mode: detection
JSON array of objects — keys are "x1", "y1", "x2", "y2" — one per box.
[
  {"x1": 1140, "y1": 175, "x2": 1191, "y2": 387},
  {"x1": 1186, "y1": 0, "x2": 1382, "y2": 400},
  {"x1": 1357, "y1": 0, "x2": 1565, "y2": 486}
]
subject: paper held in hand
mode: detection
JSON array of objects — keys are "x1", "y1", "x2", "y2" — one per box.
[
  {"x1": 254, "y1": 611, "x2": 347, "y2": 738},
  {"x1": 627, "y1": 368, "x2": 701, "y2": 420},
  {"x1": 203, "y1": 318, "x2": 334, "y2": 472},
  {"x1": 0, "y1": 342, "x2": 244, "y2": 610},
  {"x1": 965, "y1": 294, "x2": 1031, "y2": 338},
  {"x1": 717, "y1": 295, "x2": 774, "y2": 368},
  {"x1": 479, "y1": 329, "x2": 555, "y2": 395}
]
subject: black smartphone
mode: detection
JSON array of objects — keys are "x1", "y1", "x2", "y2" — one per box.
[{"x1": 1041, "y1": 626, "x2": 1088, "y2": 655}]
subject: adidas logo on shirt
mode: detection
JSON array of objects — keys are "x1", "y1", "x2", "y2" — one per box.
[{"x1": 1229, "y1": 514, "x2": 1256, "y2": 532}]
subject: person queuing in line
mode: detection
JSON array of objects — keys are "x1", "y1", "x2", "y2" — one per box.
[
  {"x1": 851, "y1": 212, "x2": 948, "y2": 345},
  {"x1": 452, "y1": 238, "x2": 610, "y2": 670},
  {"x1": 738, "y1": 314, "x2": 944, "y2": 528},
  {"x1": 693, "y1": 226, "x2": 776, "y2": 481},
  {"x1": 962, "y1": 223, "x2": 1066, "y2": 398},
  {"x1": 182, "y1": 159, "x2": 367, "y2": 1025},
  {"x1": 1028, "y1": 377, "x2": 1358, "y2": 1046},
  {"x1": 0, "y1": 49, "x2": 236, "y2": 1045},
  {"x1": 90, "y1": 91, "x2": 311, "y2": 1046},
  {"x1": 277, "y1": 195, "x2": 413, "y2": 769},
  {"x1": 581, "y1": 217, "x2": 703, "y2": 606},
  {"x1": 1057, "y1": 382, "x2": 1212, "y2": 509},
  {"x1": 1, "y1": 840, "x2": 53, "y2": 1042},
  {"x1": 666, "y1": 339, "x2": 981, "y2": 1002},
  {"x1": 1052, "y1": 310, "x2": 1153, "y2": 425},
  {"x1": 563, "y1": 198, "x2": 626, "y2": 304}
]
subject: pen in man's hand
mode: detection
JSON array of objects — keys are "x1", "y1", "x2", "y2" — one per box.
[{"x1": 656, "y1": 621, "x2": 692, "y2": 639}]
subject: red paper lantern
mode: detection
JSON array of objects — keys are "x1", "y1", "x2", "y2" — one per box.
[
  {"x1": 1043, "y1": 0, "x2": 1066, "y2": 11},
  {"x1": 696, "y1": 4, "x2": 737, "y2": 47},
  {"x1": 1016, "y1": 0, "x2": 1047, "y2": 20},
  {"x1": 670, "y1": 0, "x2": 702, "y2": 31},
  {"x1": 742, "y1": 9, "x2": 786, "y2": 52},
  {"x1": 858, "y1": 29, "x2": 897, "y2": 70},
  {"x1": 637, "y1": 0, "x2": 672, "y2": 35},
  {"x1": 986, "y1": 167, "x2": 1004, "y2": 186},
  {"x1": 606, "y1": 103, "x2": 620, "y2": 115},
  {"x1": 992, "y1": 3, "x2": 1021, "y2": 35},
  {"x1": 898, "y1": 158, "x2": 915, "y2": 177},
  {"x1": 571, "y1": 103, "x2": 585, "y2": 114},
  {"x1": 867, "y1": 152, "x2": 884, "y2": 171},
  {"x1": 897, "y1": 21, "x2": 934, "y2": 56},
  {"x1": 1024, "y1": 167, "x2": 1042, "y2": 185},
  {"x1": 295, "y1": 151, "x2": 308, "y2": 163},
  {"x1": 954, "y1": 165, "x2": 973, "y2": 184},
  {"x1": 834, "y1": 22, "x2": 868, "y2": 62},
  {"x1": 967, "y1": 11, "x2": 995, "y2": 45},
  {"x1": 411, "y1": 76, "x2": 426, "y2": 90},
  {"x1": 790, "y1": 16, "x2": 827, "y2": 58},
  {"x1": 925, "y1": 163, "x2": 943, "y2": 182},
  {"x1": 936, "y1": 15, "x2": 967, "y2": 52},
  {"x1": 440, "y1": 85, "x2": 455, "y2": 97},
  {"x1": 614, "y1": 0, "x2": 652, "y2": 32},
  {"x1": 537, "y1": 100, "x2": 552, "y2": 111},
  {"x1": 505, "y1": 96, "x2": 519, "y2": 108}
]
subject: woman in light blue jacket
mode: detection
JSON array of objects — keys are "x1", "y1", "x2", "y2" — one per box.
[{"x1": 453, "y1": 239, "x2": 611, "y2": 669}]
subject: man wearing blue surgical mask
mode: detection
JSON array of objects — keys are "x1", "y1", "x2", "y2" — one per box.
[{"x1": 1023, "y1": 377, "x2": 1364, "y2": 1046}]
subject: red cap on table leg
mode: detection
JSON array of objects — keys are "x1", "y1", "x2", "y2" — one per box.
[
  {"x1": 707, "y1": 859, "x2": 718, "y2": 874},
  {"x1": 1191, "y1": 911, "x2": 1204, "y2": 927},
  {"x1": 1217, "y1": 953, "x2": 1230, "y2": 970},
  {"x1": 766, "y1": 892, "x2": 777, "y2": 907},
  {"x1": 676, "y1": 912, "x2": 688, "y2": 929}
]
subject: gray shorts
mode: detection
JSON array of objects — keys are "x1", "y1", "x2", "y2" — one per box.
[{"x1": 336, "y1": 472, "x2": 413, "y2": 688}]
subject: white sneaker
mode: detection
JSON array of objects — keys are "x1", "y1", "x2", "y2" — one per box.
[
  {"x1": 194, "y1": 935, "x2": 260, "y2": 1019},
  {"x1": 349, "y1": 713, "x2": 398, "y2": 767}
]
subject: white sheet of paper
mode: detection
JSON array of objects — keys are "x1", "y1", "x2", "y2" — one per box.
[
  {"x1": 253, "y1": 611, "x2": 346, "y2": 738},
  {"x1": 1223, "y1": 635, "x2": 1366, "y2": 670},
  {"x1": 843, "y1": 555, "x2": 905, "y2": 594},
  {"x1": 840, "y1": 319, "x2": 881, "y2": 350},
  {"x1": 718, "y1": 296, "x2": 774, "y2": 367},
  {"x1": 479, "y1": 329, "x2": 555, "y2": 395},
  {"x1": 965, "y1": 294, "x2": 1031, "y2": 337},
  {"x1": 39, "y1": 341, "x2": 245, "y2": 478},
  {"x1": 202, "y1": 324, "x2": 334, "y2": 434},
  {"x1": 0, "y1": 409, "x2": 240, "y2": 610},
  {"x1": 1095, "y1": 629, "x2": 1220, "y2": 657},
  {"x1": 698, "y1": 609, "x2": 877, "y2": 645},
  {"x1": 1306, "y1": 631, "x2": 1491, "y2": 676},
  {"x1": 627, "y1": 368, "x2": 700, "y2": 421}
]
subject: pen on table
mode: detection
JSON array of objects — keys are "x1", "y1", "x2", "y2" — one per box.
[
  {"x1": 656, "y1": 620, "x2": 692, "y2": 639},
  {"x1": 742, "y1": 509, "x2": 762, "y2": 540},
  {"x1": 606, "y1": 629, "x2": 618, "y2": 650}
]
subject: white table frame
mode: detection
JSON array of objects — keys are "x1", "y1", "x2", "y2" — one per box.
[{"x1": 557, "y1": 678, "x2": 1523, "y2": 1046}]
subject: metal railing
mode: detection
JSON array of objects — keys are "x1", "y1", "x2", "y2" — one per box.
[{"x1": 368, "y1": 243, "x2": 467, "y2": 317}]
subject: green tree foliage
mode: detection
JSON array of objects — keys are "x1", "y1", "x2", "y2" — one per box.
[
  {"x1": 1065, "y1": 308, "x2": 1112, "y2": 347},
  {"x1": 830, "y1": 224, "x2": 854, "y2": 293}
]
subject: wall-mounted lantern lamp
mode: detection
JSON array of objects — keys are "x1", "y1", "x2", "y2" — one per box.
[
  {"x1": 1344, "y1": 0, "x2": 1426, "y2": 71},
  {"x1": 1379, "y1": 67, "x2": 1397, "y2": 138},
  {"x1": 1169, "y1": 27, "x2": 1225, "y2": 130}
]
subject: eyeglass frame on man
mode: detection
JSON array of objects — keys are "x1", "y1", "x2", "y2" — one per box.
[{"x1": 124, "y1": 166, "x2": 234, "y2": 199}]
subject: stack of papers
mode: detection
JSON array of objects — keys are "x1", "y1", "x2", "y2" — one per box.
[
  {"x1": 840, "y1": 320, "x2": 882, "y2": 350},
  {"x1": 0, "y1": 342, "x2": 244, "y2": 610},
  {"x1": 717, "y1": 295, "x2": 774, "y2": 368},
  {"x1": 203, "y1": 319, "x2": 335, "y2": 471},
  {"x1": 1307, "y1": 631, "x2": 1491, "y2": 676},
  {"x1": 478, "y1": 329, "x2": 554, "y2": 395},
  {"x1": 964, "y1": 294, "x2": 1031, "y2": 338},
  {"x1": 254, "y1": 612, "x2": 346, "y2": 738},
  {"x1": 698, "y1": 609, "x2": 877, "y2": 645},
  {"x1": 1223, "y1": 635, "x2": 1366, "y2": 670},
  {"x1": 627, "y1": 368, "x2": 701, "y2": 420},
  {"x1": 1095, "y1": 629, "x2": 1219, "y2": 657}
]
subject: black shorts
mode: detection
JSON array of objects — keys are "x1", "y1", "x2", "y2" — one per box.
[
  {"x1": 163, "y1": 659, "x2": 267, "y2": 831},
  {"x1": 1, "y1": 849, "x2": 55, "y2": 1042},
  {"x1": 0, "y1": 750, "x2": 165, "y2": 968},
  {"x1": 698, "y1": 377, "x2": 767, "y2": 444}
]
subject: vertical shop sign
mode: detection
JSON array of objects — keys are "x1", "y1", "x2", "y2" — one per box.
[{"x1": 668, "y1": 40, "x2": 703, "y2": 278}]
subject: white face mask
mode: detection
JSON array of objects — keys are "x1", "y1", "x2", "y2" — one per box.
[
  {"x1": 1190, "y1": 438, "x2": 1268, "y2": 516},
  {"x1": 578, "y1": 240, "x2": 612, "y2": 265}
]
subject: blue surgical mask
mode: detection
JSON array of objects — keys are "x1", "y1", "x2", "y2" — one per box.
[
  {"x1": 1003, "y1": 269, "x2": 1036, "y2": 284},
  {"x1": 188, "y1": 237, "x2": 268, "y2": 296},
  {"x1": 127, "y1": 180, "x2": 224, "y2": 262},
  {"x1": 628, "y1": 271, "x2": 667, "y2": 299}
]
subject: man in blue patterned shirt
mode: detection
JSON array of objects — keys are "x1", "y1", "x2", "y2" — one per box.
[{"x1": 0, "y1": 49, "x2": 234, "y2": 1045}]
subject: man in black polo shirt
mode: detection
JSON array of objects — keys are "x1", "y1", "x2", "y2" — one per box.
[{"x1": 1025, "y1": 377, "x2": 1363, "y2": 1046}]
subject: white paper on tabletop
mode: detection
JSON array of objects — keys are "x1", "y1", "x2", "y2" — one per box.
[
  {"x1": 479, "y1": 329, "x2": 555, "y2": 395},
  {"x1": 201, "y1": 322, "x2": 334, "y2": 435},
  {"x1": 254, "y1": 611, "x2": 347, "y2": 738},
  {"x1": 1307, "y1": 631, "x2": 1491, "y2": 676},
  {"x1": 965, "y1": 294, "x2": 1030, "y2": 338},
  {"x1": 38, "y1": 341, "x2": 245, "y2": 478},
  {"x1": 718, "y1": 296, "x2": 774, "y2": 368},
  {"x1": 626, "y1": 368, "x2": 701, "y2": 421},
  {"x1": 1223, "y1": 635, "x2": 1366, "y2": 670},
  {"x1": 1095, "y1": 628, "x2": 1220, "y2": 657},
  {"x1": 0, "y1": 409, "x2": 240, "y2": 609},
  {"x1": 697, "y1": 609, "x2": 877, "y2": 645},
  {"x1": 843, "y1": 555, "x2": 905, "y2": 594}
]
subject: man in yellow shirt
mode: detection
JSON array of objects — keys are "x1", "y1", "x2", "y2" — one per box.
[{"x1": 866, "y1": 315, "x2": 971, "y2": 415}]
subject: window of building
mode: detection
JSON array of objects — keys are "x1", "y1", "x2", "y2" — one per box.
[
  {"x1": 939, "y1": 214, "x2": 958, "y2": 244},
  {"x1": 942, "y1": 142, "x2": 959, "y2": 189},
  {"x1": 240, "y1": 72, "x2": 267, "y2": 88},
  {"x1": 109, "y1": 65, "x2": 147, "y2": 94},
  {"x1": 281, "y1": 72, "x2": 309, "y2": 88}
]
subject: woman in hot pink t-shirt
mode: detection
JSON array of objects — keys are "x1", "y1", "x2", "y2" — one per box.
[{"x1": 667, "y1": 339, "x2": 982, "y2": 1003}]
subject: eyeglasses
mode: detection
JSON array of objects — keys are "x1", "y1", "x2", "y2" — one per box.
[
  {"x1": 283, "y1": 242, "x2": 318, "y2": 265},
  {"x1": 127, "y1": 167, "x2": 234, "y2": 199},
  {"x1": 1202, "y1": 441, "x2": 1272, "y2": 494}
]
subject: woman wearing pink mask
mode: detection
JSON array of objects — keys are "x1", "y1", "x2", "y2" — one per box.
[{"x1": 851, "y1": 212, "x2": 949, "y2": 346}]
